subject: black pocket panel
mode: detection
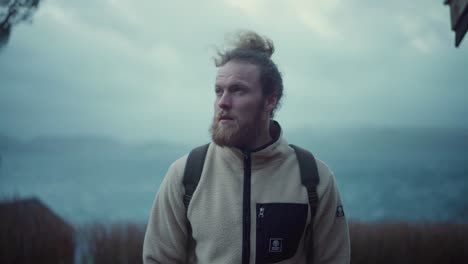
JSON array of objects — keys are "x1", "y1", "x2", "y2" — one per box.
[{"x1": 256, "y1": 203, "x2": 308, "y2": 264}]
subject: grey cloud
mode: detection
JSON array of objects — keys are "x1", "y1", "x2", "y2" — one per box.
[{"x1": 1, "y1": 0, "x2": 467, "y2": 144}]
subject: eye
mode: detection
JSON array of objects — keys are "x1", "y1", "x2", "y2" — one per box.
[
  {"x1": 231, "y1": 85, "x2": 246, "y2": 94},
  {"x1": 215, "y1": 87, "x2": 223, "y2": 96}
]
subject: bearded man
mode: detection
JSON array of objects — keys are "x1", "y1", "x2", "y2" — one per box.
[{"x1": 143, "y1": 31, "x2": 350, "y2": 264}]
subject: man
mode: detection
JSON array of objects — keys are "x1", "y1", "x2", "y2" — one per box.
[{"x1": 143, "y1": 31, "x2": 350, "y2": 264}]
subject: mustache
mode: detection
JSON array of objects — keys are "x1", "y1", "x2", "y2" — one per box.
[{"x1": 217, "y1": 112, "x2": 235, "y2": 120}]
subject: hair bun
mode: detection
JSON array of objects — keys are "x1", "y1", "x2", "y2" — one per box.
[{"x1": 228, "y1": 30, "x2": 275, "y2": 58}]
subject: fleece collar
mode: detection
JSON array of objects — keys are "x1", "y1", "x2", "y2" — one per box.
[{"x1": 215, "y1": 120, "x2": 291, "y2": 170}]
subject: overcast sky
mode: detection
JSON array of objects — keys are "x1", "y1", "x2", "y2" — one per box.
[{"x1": 1, "y1": 0, "x2": 467, "y2": 144}]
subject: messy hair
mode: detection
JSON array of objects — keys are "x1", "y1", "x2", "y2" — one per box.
[{"x1": 214, "y1": 30, "x2": 283, "y2": 118}]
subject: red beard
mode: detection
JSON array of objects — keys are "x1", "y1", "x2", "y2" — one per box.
[{"x1": 209, "y1": 111, "x2": 261, "y2": 148}]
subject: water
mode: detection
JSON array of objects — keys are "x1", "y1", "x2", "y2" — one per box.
[{"x1": 1, "y1": 128, "x2": 467, "y2": 225}]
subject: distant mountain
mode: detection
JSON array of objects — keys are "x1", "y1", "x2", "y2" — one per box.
[
  {"x1": 1, "y1": 126, "x2": 467, "y2": 157},
  {"x1": 287, "y1": 126, "x2": 468, "y2": 156},
  {"x1": 0, "y1": 134, "x2": 120, "y2": 154},
  {"x1": 0, "y1": 133, "x2": 190, "y2": 160},
  {"x1": 0, "y1": 133, "x2": 24, "y2": 152}
]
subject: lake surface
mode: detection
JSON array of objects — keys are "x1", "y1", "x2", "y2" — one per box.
[{"x1": 1, "y1": 127, "x2": 467, "y2": 225}]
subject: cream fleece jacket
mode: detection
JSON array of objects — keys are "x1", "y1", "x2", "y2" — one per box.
[{"x1": 143, "y1": 126, "x2": 350, "y2": 264}]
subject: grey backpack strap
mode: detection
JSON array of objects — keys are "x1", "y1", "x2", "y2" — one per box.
[
  {"x1": 290, "y1": 144, "x2": 319, "y2": 263},
  {"x1": 183, "y1": 143, "x2": 210, "y2": 209},
  {"x1": 289, "y1": 144, "x2": 320, "y2": 217}
]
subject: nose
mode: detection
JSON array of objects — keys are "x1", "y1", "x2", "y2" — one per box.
[{"x1": 217, "y1": 92, "x2": 232, "y2": 110}]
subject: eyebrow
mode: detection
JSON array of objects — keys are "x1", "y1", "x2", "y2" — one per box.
[{"x1": 215, "y1": 82, "x2": 249, "y2": 89}]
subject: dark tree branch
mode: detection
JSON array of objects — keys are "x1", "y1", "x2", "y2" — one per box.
[{"x1": 0, "y1": 0, "x2": 41, "y2": 49}]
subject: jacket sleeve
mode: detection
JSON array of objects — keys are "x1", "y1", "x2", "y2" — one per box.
[
  {"x1": 143, "y1": 159, "x2": 189, "y2": 264},
  {"x1": 311, "y1": 165, "x2": 351, "y2": 264}
]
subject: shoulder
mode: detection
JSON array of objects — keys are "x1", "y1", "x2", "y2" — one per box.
[
  {"x1": 161, "y1": 154, "x2": 189, "y2": 187},
  {"x1": 314, "y1": 158, "x2": 339, "y2": 198},
  {"x1": 163, "y1": 143, "x2": 212, "y2": 186},
  {"x1": 315, "y1": 158, "x2": 333, "y2": 180},
  {"x1": 172, "y1": 154, "x2": 189, "y2": 174},
  {"x1": 288, "y1": 144, "x2": 337, "y2": 196}
]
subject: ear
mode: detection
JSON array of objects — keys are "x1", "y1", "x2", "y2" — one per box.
[{"x1": 263, "y1": 94, "x2": 278, "y2": 113}]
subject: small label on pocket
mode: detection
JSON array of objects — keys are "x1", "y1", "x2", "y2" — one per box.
[{"x1": 269, "y1": 238, "x2": 283, "y2": 253}]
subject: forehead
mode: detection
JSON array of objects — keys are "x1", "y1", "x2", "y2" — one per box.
[{"x1": 215, "y1": 61, "x2": 261, "y2": 88}]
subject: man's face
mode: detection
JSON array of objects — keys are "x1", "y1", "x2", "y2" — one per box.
[{"x1": 210, "y1": 60, "x2": 268, "y2": 148}]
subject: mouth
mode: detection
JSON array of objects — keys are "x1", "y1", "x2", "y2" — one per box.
[{"x1": 218, "y1": 115, "x2": 234, "y2": 122}]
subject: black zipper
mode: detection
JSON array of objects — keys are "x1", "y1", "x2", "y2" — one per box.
[{"x1": 242, "y1": 150, "x2": 252, "y2": 264}]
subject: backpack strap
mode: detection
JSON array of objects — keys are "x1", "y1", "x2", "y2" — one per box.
[
  {"x1": 289, "y1": 144, "x2": 319, "y2": 263},
  {"x1": 289, "y1": 144, "x2": 320, "y2": 217},
  {"x1": 183, "y1": 143, "x2": 210, "y2": 209}
]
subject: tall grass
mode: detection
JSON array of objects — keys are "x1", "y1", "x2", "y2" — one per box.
[
  {"x1": 0, "y1": 198, "x2": 75, "y2": 264},
  {"x1": 81, "y1": 221, "x2": 468, "y2": 264},
  {"x1": 81, "y1": 222, "x2": 146, "y2": 264},
  {"x1": 349, "y1": 221, "x2": 468, "y2": 264},
  {"x1": 1, "y1": 197, "x2": 467, "y2": 264}
]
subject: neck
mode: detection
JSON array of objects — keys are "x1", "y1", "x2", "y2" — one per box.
[{"x1": 240, "y1": 119, "x2": 273, "y2": 151}]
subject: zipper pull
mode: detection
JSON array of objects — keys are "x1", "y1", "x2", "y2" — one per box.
[{"x1": 258, "y1": 207, "x2": 264, "y2": 218}]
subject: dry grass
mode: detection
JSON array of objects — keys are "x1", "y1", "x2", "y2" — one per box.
[
  {"x1": 79, "y1": 221, "x2": 468, "y2": 264},
  {"x1": 0, "y1": 197, "x2": 75, "y2": 264},
  {"x1": 349, "y1": 221, "x2": 468, "y2": 264},
  {"x1": 82, "y1": 222, "x2": 146, "y2": 264},
  {"x1": 1, "y1": 196, "x2": 467, "y2": 264}
]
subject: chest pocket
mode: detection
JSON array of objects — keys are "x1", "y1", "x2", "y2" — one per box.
[{"x1": 255, "y1": 203, "x2": 308, "y2": 264}]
